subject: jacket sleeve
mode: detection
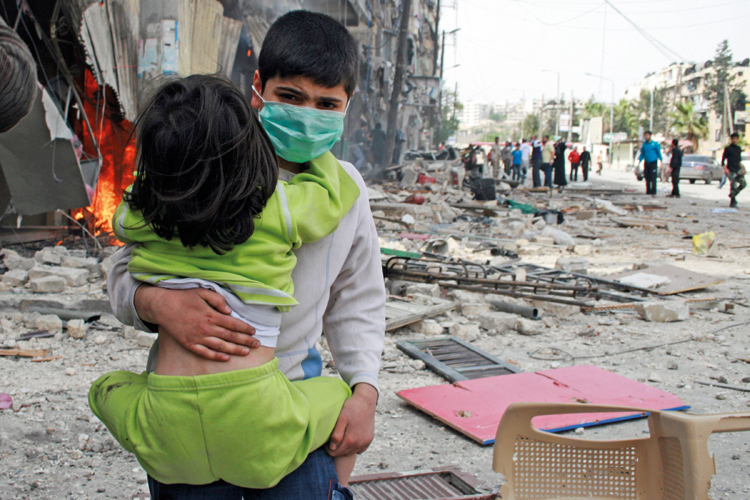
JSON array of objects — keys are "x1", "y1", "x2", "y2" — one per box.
[
  {"x1": 282, "y1": 153, "x2": 360, "y2": 246},
  {"x1": 105, "y1": 244, "x2": 157, "y2": 333},
  {"x1": 722, "y1": 148, "x2": 727, "y2": 166},
  {"x1": 322, "y1": 166, "x2": 386, "y2": 392}
]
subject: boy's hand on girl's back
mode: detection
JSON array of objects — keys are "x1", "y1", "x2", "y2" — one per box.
[{"x1": 134, "y1": 285, "x2": 259, "y2": 361}]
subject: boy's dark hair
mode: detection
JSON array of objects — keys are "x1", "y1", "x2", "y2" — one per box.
[
  {"x1": 126, "y1": 75, "x2": 278, "y2": 254},
  {"x1": 644, "y1": 130, "x2": 652, "y2": 135},
  {"x1": 731, "y1": 132, "x2": 739, "y2": 139},
  {"x1": 671, "y1": 139, "x2": 679, "y2": 146},
  {"x1": 259, "y1": 10, "x2": 359, "y2": 97}
]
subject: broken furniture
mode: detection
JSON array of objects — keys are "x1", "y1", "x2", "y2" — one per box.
[
  {"x1": 397, "y1": 336, "x2": 521, "y2": 382},
  {"x1": 384, "y1": 257, "x2": 653, "y2": 308},
  {"x1": 348, "y1": 467, "x2": 494, "y2": 500},
  {"x1": 397, "y1": 365, "x2": 688, "y2": 445},
  {"x1": 492, "y1": 402, "x2": 750, "y2": 500}
]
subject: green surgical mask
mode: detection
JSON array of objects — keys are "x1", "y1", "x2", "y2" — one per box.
[{"x1": 253, "y1": 86, "x2": 346, "y2": 164}]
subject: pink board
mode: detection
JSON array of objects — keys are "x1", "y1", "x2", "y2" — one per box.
[{"x1": 397, "y1": 365, "x2": 689, "y2": 445}]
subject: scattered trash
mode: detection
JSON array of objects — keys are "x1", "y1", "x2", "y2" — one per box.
[
  {"x1": 710, "y1": 208, "x2": 738, "y2": 213},
  {"x1": 692, "y1": 231, "x2": 718, "y2": 256},
  {"x1": 0, "y1": 393, "x2": 12, "y2": 410},
  {"x1": 349, "y1": 467, "x2": 494, "y2": 500}
]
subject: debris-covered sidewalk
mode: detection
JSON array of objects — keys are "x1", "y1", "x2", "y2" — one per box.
[{"x1": 1, "y1": 160, "x2": 749, "y2": 499}]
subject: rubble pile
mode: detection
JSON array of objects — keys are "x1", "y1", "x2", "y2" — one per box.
[{"x1": 1, "y1": 161, "x2": 749, "y2": 498}]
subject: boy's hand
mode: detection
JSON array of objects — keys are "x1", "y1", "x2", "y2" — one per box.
[
  {"x1": 327, "y1": 383, "x2": 377, "y2": 457},
  {"x1": 134, "y1": 285, "x2": 259, "y2": 361}
]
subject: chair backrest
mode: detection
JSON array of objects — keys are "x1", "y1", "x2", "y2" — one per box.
[{"x1": 492, "y1": 402, "x2": 750, "y2": 500}]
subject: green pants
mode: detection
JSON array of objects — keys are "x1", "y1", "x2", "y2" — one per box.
[
  {"x1": 729, "y1": 170, "x2": 746, "y2": 199},
  {"x1": 88, "y1": 358, "x2": 350, "y2": 488}
]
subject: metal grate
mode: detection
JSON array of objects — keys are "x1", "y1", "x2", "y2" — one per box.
[
  {"x1": 659, "y1": 437, "x2": 686, "y2": 500},
  {"x1": 512, "y1": 436, "x2": 639, "y2": 500},
  {"x1": 348, "y1": 468, "x2": 494, "y2": 500},
  {"x1": 397, "y1": 336, "x2": 520, "y2": 382}
]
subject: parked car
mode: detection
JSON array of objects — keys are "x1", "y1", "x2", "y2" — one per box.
[{"x1": 634, "y1": 154, "x2": 722, "y2": 184}]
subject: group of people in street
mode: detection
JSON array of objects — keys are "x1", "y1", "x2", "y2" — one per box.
[
  {"x1": 637, "y1": 131, "x2": 745, "y2": 207},
  {"x1": 487, "y1": 136, "x2": 599, "y2": 188}
]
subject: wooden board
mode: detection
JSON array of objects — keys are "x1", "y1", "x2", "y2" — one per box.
[
  {"x1": 605, "y1": 264, "x2": 723, "y2": 295},
  {"x1": 397, "y1": 336, "x2": 520, "y2": 382},
  {"x1": 397, "y1": 365, "x2": 688, "y2": 445},
  {"x1": 385, "y1": 297, "x2": 458, "y2": 331}
]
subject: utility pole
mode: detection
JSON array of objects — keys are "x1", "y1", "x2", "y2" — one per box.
[
  {"x1": 384, "y1": 0, "x2": 412, "y2": 168},
  {"x1": 539, "y1": 94, "x2": 544, "y2": 139}
]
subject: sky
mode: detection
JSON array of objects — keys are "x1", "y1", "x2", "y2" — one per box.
[{"x1": 438, "y1": 0, "x2": 750, "y2": 106}]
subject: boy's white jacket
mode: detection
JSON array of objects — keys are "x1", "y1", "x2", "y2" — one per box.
[{"x1": 106, "y1": 160, "x2": 386, "y2": 392}]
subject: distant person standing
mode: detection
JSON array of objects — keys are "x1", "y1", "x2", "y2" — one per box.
[
  {"x1": 520, "y1": 139, "x2": 532, "y2": 182},
  {"x1": 667, "y1": 139, "x2": 682, "y2": 198},
  {"x1": 530, "y1": 135, "x2": 543, "y2": 187},
  {"x1": 491, "y1": 137, "x2": 503, "y2": 178},
  {"x1": 638, "y1": 131, "x2": 662, "y2": 195},
  {"x1": 392, "y1": 127, "x2": 406, "y2": 164},
  {"x1": 579, "y1": 146, "x2": 591, "y2": 182},
  {"x1": 553, "y1": 139, "x2": 567, "y2": 187},
  {"x1": 370, "y1": 122, "x2": 386, "y2": 167},
  {"x1": 501, "y1": 141, "x2": 512, "y2": 177},
  {"x1": 568, "y1": 147, "x2": 580, "y2": 181},
  {"x1": 349, "y1": 122, "x2": 369, "y2": 171},
  {"x1": 511, "y1": 143, "x2": 523, "y2": 181},
  {"x1": 722, "y1": 132, "x2": 746, "y2": 208},
  {"x1": 596, "y1": 153, "x2": 604, "y2": 175},
  {"x1": 541, "y1": 135, "x2": 555, "y2": 188}
]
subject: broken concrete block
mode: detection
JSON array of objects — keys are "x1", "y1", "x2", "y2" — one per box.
[
  {"x1": 530, "y1": 235, "x2": 555, "y2": 245},
  {"x1": 121, "y1": 326, "x2": 140, "y2": 340},
  {"x1": 29, "y1": 276, "x2": 66, "y2": 293},
  {"x1": 541, "y1": 226, "x2": 576, "y2": 246},
  {"x1": 532, "y1": 300, "x2": 579, "y2": 318},
  {"x1": 450, "y1": 322, "x2": 481, "y2": 341},
  {"x1": 409, "y1": 319, "x2": 444, "y2": 336},
  {"x1": 66, "y1": 319, "x2": 87, "y2": 339},
  {"x1": 401, "y1": 166, "x2": 418, "y2": 186},
  {"x1": 35, "y1": 314, "x2": 63, "y2": 334},
  {"x1": 1, "y1": 269, "x2": 28, "y2": 287},
  {"x1": 461, "y1": 302, "x2": 491, "y2": 316},
  {"x1": 594, "y1": 198, "x2": 627, "y2": 216},
  {"x1": 448, "y1": 290, "x2": 487, "y2": 304},
  {"x1": 478, "y1": 311, "x2": 517, "y2": 333},
  {"x1": 4, "y1": 256, "x2": 36, "y2": 271},
  {"x1": 1, "y1": 248, "x2": 20, "y2": 260},
  {"x1": 617, "y1": 272, "x2": 670, "y2": 290},
  {"x1": 34, "y1": 248, "x2": 62, "y2": 265},
  {"x1": 28, "y1": 265, "x2": 90, "y2": 287},
  {"x1": 515, "y1": 318, "x2": 544, "y2": 336},
  {"x1": 575, "y1": 210, "x2": 596, "y2": 220},
  {"x1": 99, "y1": 253, "x2": 119, "y2": 281},
  {"x1": 634, "y1": 301, "x2": 689, "y2": 323},
  {"x1": 136, "y1": 331, "x2": 158, "y2": 347},
  {"x1": 573, "y1": 245, "x2": 593, "y2": 256},
  {"x1": 518, "y1": 245, "x2": 540, "y2": 256},
  {"x1": 555, "y1": 256, "x2": 589, "y2": 274},
  {"x1": 23, "y1": 312, "x2": 41, "y2": 328},
  {"x1": 404, "y1": 283, "x2": 441, "y2": 298},
  {"x1": 61, "y1": 256, "x2": 99, "y2": 271},
  {"x1": 93, "y1": 334, "x2": 107, "y2": 345},
  {"x1": 648, "y1": 372, "x2": 663, "y2": 383}
]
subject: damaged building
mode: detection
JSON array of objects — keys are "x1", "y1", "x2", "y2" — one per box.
[{"x1": 0, "y1": 0, "x2": 441, "y2": 243}]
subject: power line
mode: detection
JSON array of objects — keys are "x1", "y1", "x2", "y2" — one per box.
[{"x1": 603, "y1": 0, "x2": 687, "y2": 62}]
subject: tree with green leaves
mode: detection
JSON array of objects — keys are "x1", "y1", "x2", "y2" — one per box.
[
  {"x1": 634, "y1": 88, "x2": 669, "y2": 135},
  {"x1": 436, "y1": 86, "x2": 462, "y2": 146},
  {"x1": 612, "y1": 99, "x2": 638, "y2": 138},
  {"x1": 523, "y1": 113, "x2": 539, "y2": 140},
  {"x1": 703, "y1": 40, "x2": 747, "y2": 120},
  {"x1": 669, "y1": 100, "x2": 708, "y2": 152}
]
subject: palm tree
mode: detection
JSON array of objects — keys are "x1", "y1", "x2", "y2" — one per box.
[{"x1": 669, "y1": 101, "x2": 708, "y2": 152}]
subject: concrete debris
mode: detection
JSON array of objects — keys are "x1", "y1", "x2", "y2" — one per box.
[
  {"x1": 35, "y1": 314, "x2": 63, "y2": 334},
  {"x1": 1, "y1": 269, "x2": 28, "y2": 287},
  {"x1": 408, "y1": 319, "x2": 444, "y2": 336},
  {"x1": 28, "y1": 265, "x2": 90, "y2": 287},
  {"x1": 29, "y1": 275, "x2": 66, "y2": 293},
  {"x1": 449, "y1": 322, "x2": 481, "y2": 341},
  {"x1": 136, "y1": 331, "x2": 158, "y2": 347},
  {"x1": 66, "y1": 319, "x2": 88, "y2": 339},
  {"x1": 634, "y1": 301, "x2": 690, "y2": 322},
  {"x1": 593, "y1": 198, "x2": 628, "y2": 216},
  {"x1": 478, "y1": 311, "x2": 518, "y2": 333},
  {"x1": 540, "y1": 226, "x2": 576, "y2": 246},
  {"x1": 514, "y1": 318, "x2": 544, "y2": 336},
  {"x1": 617, "y1": 272, "x2": 671, "y2": 289},
  {"x1": 555, "y1": 256, "x2": 590, "y2": 274}
]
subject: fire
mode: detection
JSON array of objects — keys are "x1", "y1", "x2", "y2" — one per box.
[{"x1": 72, "y1": 70, "x2": 136, "y2": 239}]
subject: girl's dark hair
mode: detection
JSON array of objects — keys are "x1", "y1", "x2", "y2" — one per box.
[{"x1": 126, "y1": 74, "x2": 278, "y2": 254}]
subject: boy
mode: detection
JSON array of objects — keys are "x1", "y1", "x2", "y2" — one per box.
[{"x1": 107, "y1": 11, "x2": 385, "y2": 499}]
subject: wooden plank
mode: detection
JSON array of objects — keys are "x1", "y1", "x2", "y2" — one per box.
[
  {"x1": 0, "y1": 349, "x2": 51, "y2": 358},
  {"x1": 385, "y1": 298, "x2": 458, "y2": 331}
]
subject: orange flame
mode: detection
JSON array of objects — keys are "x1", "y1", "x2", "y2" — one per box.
[{"x1": 73, "y1": 70, "x2": 136, "y2": 240}]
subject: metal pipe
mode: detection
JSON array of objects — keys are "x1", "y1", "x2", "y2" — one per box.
[{"x1": 489, "y1": 300, "x2": 540, "y2": 319}]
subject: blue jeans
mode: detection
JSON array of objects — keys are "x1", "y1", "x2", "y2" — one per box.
[
  {"x1": 542, "y1": 163, "x2": 553, "y2": 187},
  {"x1": 147, "y1": 448, "x2": 353, "y2": 500}
]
